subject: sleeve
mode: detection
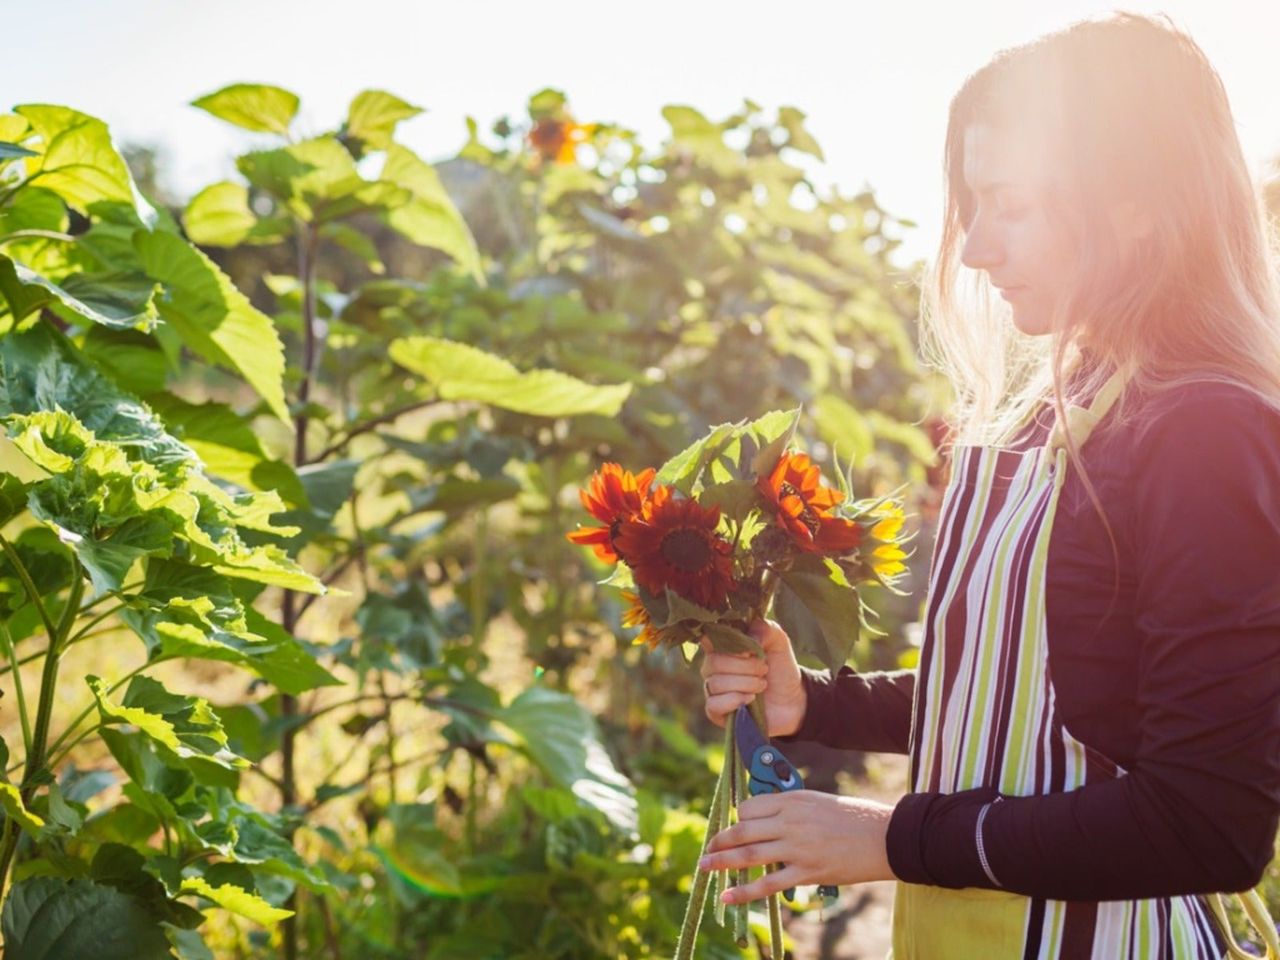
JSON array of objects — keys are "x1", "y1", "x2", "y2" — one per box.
[
  {"x1": 887, "y1": 386, "x2": 1280, "y2": 900},
  {"x1": 773, "y1": 665, "x2": 915, "y2": 754}
]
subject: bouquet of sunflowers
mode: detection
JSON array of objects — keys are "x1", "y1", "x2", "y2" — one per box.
[{"x1": 567, "y1": 409, "x2": 909, "y2": 957}]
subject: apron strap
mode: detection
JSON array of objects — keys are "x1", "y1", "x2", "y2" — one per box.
[{"x1": 1046, "y1": 365, "x2": 1131, "y2": 453}]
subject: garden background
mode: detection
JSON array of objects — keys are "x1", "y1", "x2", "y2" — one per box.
[{"x1": 1, "y1": 2, "x2": 1277, "y2": 957}]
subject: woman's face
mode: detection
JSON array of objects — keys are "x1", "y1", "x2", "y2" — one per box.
[{"x1": 959, "y1": 122, "x2": 1078, "y2": 336}]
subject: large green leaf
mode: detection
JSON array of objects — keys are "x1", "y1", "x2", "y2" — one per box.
[
  {"x1": 182, "y1": 181, "x2": 289, "y2": 248},
  {"x1": 0, "y1": 323, "x2": 195, "y2": 474},
  {"x1": 494, "y1": 686, "x2": 637, "y2": 833},
  {"x1": 14, "y1": 105, "x2": 152, "y2": 222},
  {"x1": 0, "y1": 256, "x2": 159, "y2": 331},
  {"x1": 379, "y1": 145, "x2": 482, "y2": 280},
  {"x1": 178, "y1": 876, "x2": 291, "y2": 925},
  {"x1": 146, "y1": 393, "x2": 306, "y2": 506},
  {"x1": 344, "y1": 90, "x2": 423, "y2": 152},
  {"x1": 0, "y1": 782, "x2": 46, "y2": 837},
  {"x1": 1, "y1": 877, "x2": 172, "y2": 960},
  {"x1": 125, "y1": 560, "x2": 338, "y2": 695},
  {"x1": 133, "y1": 230, "x2": 289, "y2": 423},
  {"x1": 237, "y1": 137, "x2": 408, "y2": 224},
  {"x1": 774, "y1": 553, "x2": 860, "y2": 672},
  {"x1": 389, "y1": 336, "x2": 631, "y2": 417},
  {"x1": 82, "y1": 327, "x2": 168, "y2": 396},
  {"x1": 88, "y1": 675, "x2": 247, "y2": 770},
  {"x1": 191, "y1": 84, "x2": 299, "y2": 135}
]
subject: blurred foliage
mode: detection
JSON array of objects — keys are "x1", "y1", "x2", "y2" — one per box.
[{"x1": 0, "y1": 83, "x2": 941, "y2": 958}]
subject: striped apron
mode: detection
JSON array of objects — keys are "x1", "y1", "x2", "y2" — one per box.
[{"x1": 891, "y1": 368, "x2": 1229, "y2": 959}]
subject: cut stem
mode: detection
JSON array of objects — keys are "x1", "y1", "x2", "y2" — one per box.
[{"x1": 673, "y1": 720, "x2": 734, "y2": 960}]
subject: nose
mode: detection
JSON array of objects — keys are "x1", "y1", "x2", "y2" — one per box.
[{"x1": 959, "y1": 216, "x2": 1004, "y2": 273}]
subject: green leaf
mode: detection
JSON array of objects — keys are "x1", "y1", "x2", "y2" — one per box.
[
  {"x1": 88, "y1": 675, "x2": 247, "y2": 770},
  {"x1": 344, "y1": 90, "x2": 423, "y2": 152},
  {"x1": 701, "y1": 620, "x2": 762, "y2": 656},
  {"x1": 191, "y1": 84, "x2": 299, "y2": 135},
  {"x1": 14, "y1": 105, "x2": 152, "y2": 220},
  {"x1": 0, "y1": 472, "x2": 30, "y2": 527},
  {"x1": 654, "y1": 421, "x2": 738, "y2": 495},
  {"x1": 133, "y1": 230, "x2": 290, "y2": 423},
  {"x1": 748, "y1": 407, "x2": 802, "y2": 480},
  {"x1": 237, "y1": 137, "x2": 408, "y2": 224},
  {"x1": 182, "y1": 182, "x2": 261, "y2": 247},
  {"x1": 146, "y1": 393, "x2": 306, "y2": 506},
  {"x1": 775, "y1": 553, "x2": 860, "y2": 672},
  {"x1": 320, "y1": 222, "x2": 383, "y2": 273},
  {"x1": 389, "y1": 336, "x2": 630, "y2": 417},
  {"x1": 178, "y1": 876, "x2": 292, "y2": 925},
  {"x1": 698, "y1": 479, "x2": 762, "y2": 525},
  {"x1": 778, "y1": 106, "x2": 825, "y2": 160},
  {"x1": 380, "y1": 144, "x2": 483, "y2": 281},
  {"x1": 494, "y1": 686, "x2": 637, "y2": 833},
  {"x1": 82, "y1": 327, "x2": 168, "y2": 396},
  {"x1": 1, "y1": 877, "x2": 172, "y2": 960},
  {"x1": 0, "y1": 783, "x2": 46, "y2": 837},
  {"x1": 0, "y1": 324, "x2": 196, "y2": 473},
  {"x1": 0, "y1": 256, "x2": 159, "y2": 331}
]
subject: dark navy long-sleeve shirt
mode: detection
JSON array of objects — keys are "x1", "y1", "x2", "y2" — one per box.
[{"x1": 778, "y1": 379, "x2": 1280, "y2": 900}]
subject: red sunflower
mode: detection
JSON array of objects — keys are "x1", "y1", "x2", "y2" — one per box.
[
  {"x1": 566, "y1": 463, "x2": 656, "y2": 563},
  {"x1": 756, "y1": 451, "x2": 863, "y2": 556},
  {"x1": 614, "y1": 485, "x2": 735, "y2": 610}
]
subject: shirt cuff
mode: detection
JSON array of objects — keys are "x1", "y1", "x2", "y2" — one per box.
[{"x1": 886, "y1": 788, "x2": 1003, "y2": 889}]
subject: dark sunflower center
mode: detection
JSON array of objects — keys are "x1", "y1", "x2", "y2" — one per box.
[
  {"x1": 778, "y1": 481, "x2": 821, "y2": 535},
  {"x1": 660, "y1": 527, "x2": 713, "y2": 572}
]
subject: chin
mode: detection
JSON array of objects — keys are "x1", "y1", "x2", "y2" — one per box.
[{"x1": 1010, "y1": 308, "x2": 1052, "y2": 337}]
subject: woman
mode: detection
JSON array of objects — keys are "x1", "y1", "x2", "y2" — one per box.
[{"x1": 695, "y1": 12, "x2": 1280, "y2": 958}]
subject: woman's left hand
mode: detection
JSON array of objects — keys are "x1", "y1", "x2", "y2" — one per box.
[{"x1": 697, "y1": 791, "x2": 897, "y2": 904}]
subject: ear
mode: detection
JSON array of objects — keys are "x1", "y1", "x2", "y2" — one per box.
[{"x1": 1108, "y1": 199, "x2": 1154, "y2": 247}]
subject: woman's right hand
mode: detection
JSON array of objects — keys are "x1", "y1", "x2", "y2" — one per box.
[{"x1": 700, "y1": 619, "x2": 807, "y2": 737}]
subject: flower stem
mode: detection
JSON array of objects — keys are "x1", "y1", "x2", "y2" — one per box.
[
  {"x1": 674, "y1": 720, "x2": 734, "y2": 959},
  {"x1": 766, "y1": 865, "x2": 785, "y2": 958},
  {"x1": 733, "y1": 754, "x2": 750, "y2": 946},
  {"x1": 714, "y1": 712, "x2": 738, "y2": 927}
]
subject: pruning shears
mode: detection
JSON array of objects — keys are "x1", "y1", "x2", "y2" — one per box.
[{"x1": 734, "y1": 704, "x2": 840, "y2": 909}]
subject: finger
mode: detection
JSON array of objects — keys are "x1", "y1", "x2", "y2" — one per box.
[
  {"x1": 736, "y1": 793, "x2": 784, "y2": 820},
  {"x1": 705, "y1": 690, "x2": 758, "y2": 726},
  {"x1": 704, "y1": 817, "x2": 781, "y2": 855},
  {"x1": 698, "y1": 839, "x2": 789, "y2": 874},
  {"x1": 701, "y1": 650, "x2": 767, "y2": 681},
  {"x1": 721, "y1": 863, "x2": 807, "y2": 905},
  {"x1": 703, "y1": 674, "x2": 767, "y2": 698}
]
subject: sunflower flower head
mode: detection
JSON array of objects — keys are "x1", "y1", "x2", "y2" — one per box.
[
  {"x1": 566, "y1": 463, "x2": 656, "y2": 563},
  {"x1": 621, "y1": 591, "x2": 663, "y2": 649},
  {"x1": 862, "y1": 502, "x2": 909, "y2": 579},
  {"x1": 757, "y1": 451, "x2": 863, "y2": 556},
  {"x1": 614, "y1": 485, "x2": 735, "y2": 611}
]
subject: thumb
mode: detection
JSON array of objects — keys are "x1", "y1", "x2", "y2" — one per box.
[{"x1": 747, "y1": 618, "x2": 790, "y2": 655}]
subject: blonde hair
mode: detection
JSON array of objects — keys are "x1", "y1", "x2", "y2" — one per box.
[{"x1": 921, "y1": 12, "x2": 1280, "y2": 454}]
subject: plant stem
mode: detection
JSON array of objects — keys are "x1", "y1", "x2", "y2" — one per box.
[
  {"x1": 0, "y1": 560, "x2": 84, "y2": 902},
  {"x1": 766, "y1": 865, "x2": 785, "y2": 959},
  {"x1": 674, "y1": 721, "x2": 734, "y2": 959},
  {"x1": 714, "y1": 711, "x2": 738, "y2": 927},
  {"x1": 0, "y1": 620, "x2": 33, "y2": 756},
  {"x1": 733, "y1": 754, "x2": 750, "y2": 947},
  {"x1": 281, "y1": 218, "x2": 321, "y2": 960}
]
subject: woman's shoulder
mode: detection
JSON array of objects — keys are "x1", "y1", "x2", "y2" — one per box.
[
  {"x1": 1126, "y1": 376, "x2": 1280, "y2": 435},
  {"x1": 1118, "y1": 375, "x2": 1280, "y2": 478}
]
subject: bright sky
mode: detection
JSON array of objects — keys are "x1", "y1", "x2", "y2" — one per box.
[{"x1": 11, "y1": 0, "x2": 1280, "y2": 266}]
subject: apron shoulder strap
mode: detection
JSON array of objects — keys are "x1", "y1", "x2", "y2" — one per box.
[{"x1": 1047, "y1": 366, "x2": 1132, "y2": 453}]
